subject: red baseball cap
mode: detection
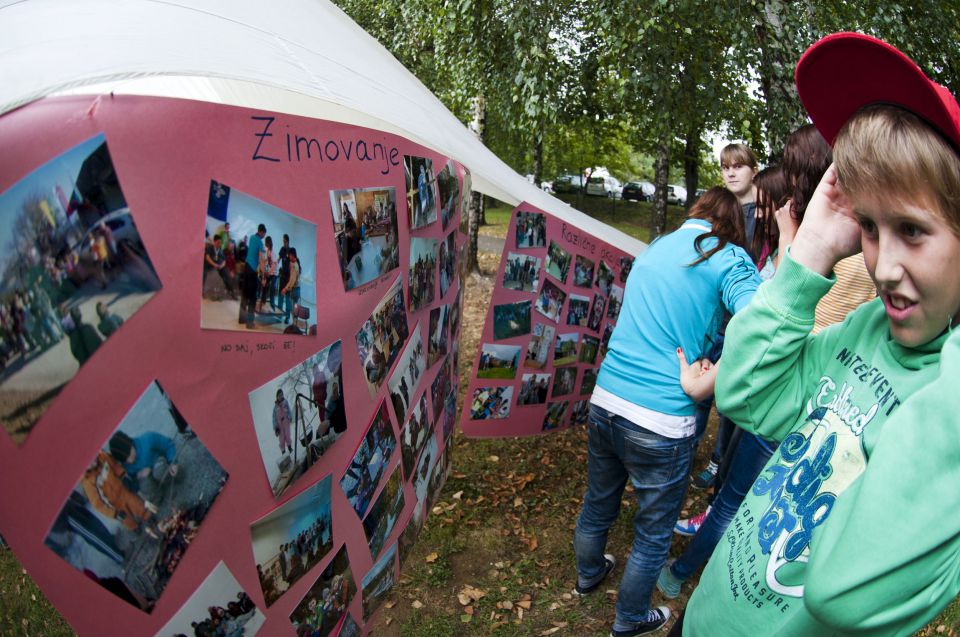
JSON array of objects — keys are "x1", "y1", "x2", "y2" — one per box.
[{"x1": 795, "y1": 32, "x2": 960, "y2": 150}]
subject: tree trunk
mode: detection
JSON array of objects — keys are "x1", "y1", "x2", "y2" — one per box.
[
  {"x1": 470, "y1": 94, "x2": 488, "y2": 225},
  {"x1": 464, "y1": 190, "x2": 483, "y2": 274},
  {"x1": 651, "y1": 141, "x2": 669, "y2": 241},
  {"x1": 533, "y1": 128, "x2": 543, "y2": 187},
  {"x1": 683, "y1": 127, "x2": 701, "y2": 209}
]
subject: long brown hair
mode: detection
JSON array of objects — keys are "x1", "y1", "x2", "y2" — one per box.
[
  {"x1": 782, "y1": 124, "x2": 831, "y2": 221},
  {"x1": 751, "y1": 165, "x2": 790, "y2": 263},
  {"x1": 687, "y1": 187, "x2": 746, "y2": 266}
]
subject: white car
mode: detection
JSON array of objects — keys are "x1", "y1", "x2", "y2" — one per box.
[
  {"x1": 667, "y1": 185, "x2": 688, "y2": 206},
  {"x1": 586, "y1": 175, "x2": 622, "y2": 198}
]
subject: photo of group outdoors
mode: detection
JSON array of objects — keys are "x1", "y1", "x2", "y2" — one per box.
[
  {"x1": 397, "y1": 502, "x2": 425, "y2": 568},
  {"x1": 288, "y1": 544, "x2": 355, "y2": 637},
  {"x1": 619, "y1": 256, "x2": 633, "y2": 282},
  {"x1": 387, "y1": 324, "x2": 426, "y2": 426},
  {"x1": 427, "y1": 304, "x2": 449, "y2": 367},
  {"x1": 515, "y1": 211, "x2": 546, "y2": 249},
  {"x1": 45, "y1": 381, "x2": 228, "y2": 612},
  {"x1": 524, "y1": 323, "x2": 555, "y2": 369},
  {"x1": 355, "y1": 276, "x2": 410, "y2": 397},
  {"x1": 441, "y1": 389, "x2": 457, "y2": 442},
  {"x1": 251, "y1": 475, "x2": 333, "y2": 607},
  {"x1": 425, "y1": 447, "x2": 451, "y2": 512},
  {"x1": 408, "y1": 237, "x2": 437, "y2": 312},
  {"x1": 202, "y1": 180, "x2": 317, "y2": 335},
  {"x1": 517, "y1": 373, "x2": 550, "y2": 406},
  {"x1": 329, "y1": 187, "x2": 400, "y2": 292},
  {"x1": 411, "y1": 433, "x2": 439, "y2": 503},
  {"x1": 155, "y1": 562, "x2": 264, "y2": 637},
  {"x1": 404, "y1": 156, "x2": 437, "y2": 229},
  {"x1": 449, "y1": 286, "x2": 462, "y2": 338},
  {"x1": 337, "y1": 613, "x2": 362, "y2": 637},
  {"x1": 477, "y1": 343, "x2": 520, "y2": 380},
  {"x1": 340, "y1": 402, "x2": 397, "y2": 519},
  {"x1": 248, "y1": 340, "x2": 345, "y2": 499},
  {"x1": 470, "y1": 386, "x2": 513, "y2": 421},
  {"x1": 600, "y1": 324, "x2": 614, "y2": 358},
  {"x1": 430, "y1": 355, "x2": 453, "y2": 419},
  {"x1": 552, "y1": 367, "x2": 577, "y2": 397},
  {"x1": 580, "y1": 335, "x2": 600, "y2": 365},
  {"x1": 566, "y1": 294, "x2": 590, "y2": 327},
  {"x1": 553, "y1": 332, "x2": 579, "y2": 366},
  {"x1": 543, "y1": 401, "x2": 569, "y2": 431},
  {"x1": 361, "y1": 542, "x2": 397, "y2": 620},
  {"x1": 595, "y1": 259, "x2": 615, "y2": 296},
  {"x1": 492, "y1": 300, "x2": 531, "y2": 340},
  {"x1": 587, "y1": 293, "x2": 606, "y2": 331},
  {"x1": 573, "y1": 254, "x2": 595, "y2": 288},
  {"x1": 362, "y1": 465, "x2": 405, "y2": 559},
  {"x1": 438, "y1": 231, "x2": 457, "y2": 298},
  {"x1": 581, "y1": 368, "x2": 598, "y2": 396},
  {"x1": 435, "y1": 160, "x2": 460, "y2": 231},
  {"x1": 607, "y1": 284, "x2": 624, "y2": 322},
  {"x1": 399, "y1": 395, "x2": 431, "y2": 479},
  {"x1": 544, "y1": 241, "x2": 571, "y2": 284},
  {"x1": 571, "y1": 399, "x2": 590, "y2": 426},
  {"x1": 535, "y1": 280, "x2": 566, "y2": 323},
  {"x1": 0, "y1": 134, "x2": 162, "y2": 443},
  {"x1": 502, "y1": 252, "x2": 540, "y2": 293}
]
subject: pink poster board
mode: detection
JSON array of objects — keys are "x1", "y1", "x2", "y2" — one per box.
[
  {"x1": 0, "y1": 94, "x2": 462, "y2": 635},
  {"x1": 460, "y1": 205, "x2": 634, "y2": 437}
]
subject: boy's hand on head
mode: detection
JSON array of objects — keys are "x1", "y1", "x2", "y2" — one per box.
[{"x1": 790, "y1": 164, "x2": 862, "y2": 276}]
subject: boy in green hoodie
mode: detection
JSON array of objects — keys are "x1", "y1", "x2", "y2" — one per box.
[{"x1": 674, "y1": 33, "x2": 960, "y2": 636}]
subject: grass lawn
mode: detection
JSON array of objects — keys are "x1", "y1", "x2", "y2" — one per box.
[{"x1": 476, "y1": 367, "x2": 519, "y2": 380}]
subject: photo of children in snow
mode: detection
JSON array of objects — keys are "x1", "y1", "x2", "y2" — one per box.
[
  {"x1": 477, "y1": 343, "x2": 520, "y2": 380},
  {"x1": 408, "y1": 237, "x2": 437, "y2": 312},
  {"x1": 155, "y1": 562, "x2": 264, "y2": 637},
  {"x1": 515, "y1": 211, "x2": 546, "y2": 248},
  {"x1": 329, "y1": 187, "x2": 400, "y2": 292},
  {"x1": 250, "y1": 475, "x2": 333, "y2": 607},
  {"x1": 355, "y1": 276, "x2": 410, "y2": 397},
  {"x1": 435, "y1": 160, "x2": 460, "y2": 231},
  {"x1": 387, "y1": 324, "x2": 426, "y2": 426},
  {"x1": 203, "y1": 180, "x2": 317, "y2": 335},
  {"x1": 340, "y1": 402, "x2": 397, "y2": 519},
  {"x1": 248, "y1": 340, "x2": 345, "y2": 499},
  {"x1": 502, "y1": 252, "x2": 541, "y2": 293},
  {"x1": 44, "y1": 381, "x2": 227, "y2": 612},
  {"x1": 288, "y1": 544, "x2": 355, "y2": 637},
  {"x1": 404, "y1": 156, "x2": 437, "y2": 229},
  {"x1": 0, "y1": 134, "x2": 161, "y2": 443},
  {"x1": 362, "y1": 465, "x2": 405, "y2": 559}
]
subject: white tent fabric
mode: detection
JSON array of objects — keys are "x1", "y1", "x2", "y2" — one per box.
[{"x1": 0, "y1": 0, "x2": 646, "y2": 254}]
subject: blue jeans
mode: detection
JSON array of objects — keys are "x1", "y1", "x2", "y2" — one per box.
[
  {"x1": 671, "y1": 431, "x2": 777, "y2": 581},
  {"x1": 284, "y1": 286, "x2": 300, "y2": 322},
  {"x1": 575, "y1": 404, "x2": 696, "y2": 626}
]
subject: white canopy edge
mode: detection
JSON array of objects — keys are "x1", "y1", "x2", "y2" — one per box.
[{"x1": 0, "y1": 0, "x2": 645, "y2": 254}]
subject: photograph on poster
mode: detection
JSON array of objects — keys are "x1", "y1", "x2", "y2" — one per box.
[
  {"x1": 154, "y1": 561, "x2": 263, "y2": 637},
  {"x1": 339, "y1": 613, "x2": 362, "y2": 637},
  {"x1": 595, "y1": 260, "x2": 615, "y2": 297},
  {"x1": 581, "y1": 368, "x2": 598, "y2": 396},
  {"x1": 607, "y1": 284, "x2": 624, "y2": 322},
  {"x1": 408, "y1": 237, "x2": 437, "y2": 312},
  {"x1": 341, "y1": 401, "x2": 397, "y2": 519},
  {"x1": 404, "y1": 156, "x2": 437, "y2": 229},
  {"x1": 573, "y1": 255, "x2": 595, "y2": 288},
  {"x1": 552, "y1": 367, "x2": 577, "y2": 397},
  {"x1": 355, "y1": 276, "x2": 410, "y2": 397},
  {"x1": 517, "y1": 373, "x2": 551, "y2": 406},
  {"x1": 580, "y1": 335, "x2": 600, "y2": 365},
  {"x1": 477, "y1": 343, "x2": 520, "y2": 380},
  {"x1": 441, "y1": 389, "x2": 457, "y2": 442},
  {"x1": 436, "y1": 160, "x2": 460, "y2": 231},
  {"x1": 515, "y1": 211, "x2": 546, "y2": 249},
  {"x1": 458, "y1": 170, "x2": 472, "y2": 236},
  {"x1": 600, "y1": 324, "x2": 614, "y2": 358},
  {"x1": 571, "y1": 400, "x2": 590, "y2": 426},
  {"x1": 203, "y1": 180, "x2": 317, "y2": 335},
  {"x1": 426, "y1": 446, "x2": 451, "y2": 511},
  {"x1": 535, "y1": 280, "x2": 566, "y2": 324},
  {"x1": 251, "y1": 475, "x2": 333, "y2": 607},
  {"x1": 523, "y1": 323, "x2": 555, "y2": 369},
  {"x1": 430, "y1": 355, "x2": 452, "y2": 419},
  {"x1": 397, "y1": 501, "x2": 425, "y2": 568},
  {"x1": 427, "y1": 304, "x2": 449, "y2": 368},
  {"x1": 0, "y1": 134, "x2": 162, "y2": 444},
  {"x1": 553, "y1": 332, "x2": 579, "y2": 366},
  {"x1": 502, "y1": 252, "x2": 541, "y2": 293},
  {"x1": 387, "y1": 324, "x2": 425, "y2": 426},
  {"x1": 449, "y1": 285, "x2": 462, "y2": 338},
  {"x1": 399, "y1": 395, "x2": 430, "y2": 480},
  {"x1": 411, "y1": 432, "x2": 439, "y2": 503},
  {"x1": 288, "y1": 543, "x2": 356, "y2": 637},
  {"x1": 248, "y1": 340, "x2": 345, "y2": 499},
  {"x1": 619, "y1": 256, "x2": 634, "y2": 283},
  {"x1": 545, "y1": 241, "x2": 571, "y2": 284},
  {"x1": 469, "y1": 386, "x2": 513, "y2": 421},
  {"x1": 543, "y1": 400, "x2": 569, "y2": 431},
  {"x1": 45, "y1": 380, "x2": 227, "y2": 612},
  {"x1": 492, "y1": 300, "x2": 531, "y2": 340},
  {"x1": 361, "y1": 542, "x2": 397, "y2": 620},
  {"x1": 566, "y1": 294, "x2": 590, "y2": 327},
  {"x1": 329, "y1": 186, "x2": 400, "y2": 292},
  {"x1": 587, "y1": 293, "x2": 606, "y2": 332},
  {"x1": 438, "y1": 231, "x2": 457, "y2": 298},
  {"x1": 363, "y1": 465, "x2": 405, "y2": 559}
]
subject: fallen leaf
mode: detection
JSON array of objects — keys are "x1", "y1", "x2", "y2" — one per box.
[
  {"x1": 452, "y1": 490, "x2": 463, "y2": 500},
  {"x1": 460, "y1": 614, "x2": 473, "y2": 623},
  {"x1": 539, "y1": 628, "x2": 562, "y2": 636},
  {"x1": 425, "y1": 552, "x2": 438, "y2": 563},
  {"x1": 386, "y1": 617, "x2": 393, "y2": 626},
  {"x1": 488, "y1": 455, "x2": 500, "y2": 462},
  {"x1": 412, "y1": 600, "x2": 424, "y2": 609},
  {"x1": 464, "y1": 605, "x2": 475, "y2": 615},
  {"x1": 526, "y1": 536, "x2": 539, "y2": 551},
  {"x1": 385, "y1": 600, "x2": 397, "y2": 609},
  {"x1": 517, "y1": 599, "x2": 532, "y2": 610}
]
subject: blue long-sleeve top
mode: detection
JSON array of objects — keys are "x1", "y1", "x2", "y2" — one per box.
[{"x1": 124, "y1": 431, "x2": 177, "y2": 476}]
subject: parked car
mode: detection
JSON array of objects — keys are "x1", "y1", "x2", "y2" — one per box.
[
  {"x1": 586, "y1": 175, "x2": 622, "y2": 198},
  {"x1": 666, "y1": 185, "x2": 688, "y2": 206},
  {"x1": 552, "y1": 174, "x2": 584, "y2": 194},
  {"x1": 622, "y1": 181, "x2": 655, "y2": 202}
]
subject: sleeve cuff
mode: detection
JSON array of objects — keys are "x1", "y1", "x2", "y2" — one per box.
[{"x1": 762, "y1": 247, "x2": 836, "y2": 318}]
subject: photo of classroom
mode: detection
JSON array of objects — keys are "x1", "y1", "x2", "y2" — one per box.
[
  {"x1": 329, "y1": 186, "x2": 400, "y2": 291},
  {"x1": 404, "y1": 156, "x2": 437, "y2": 229}
]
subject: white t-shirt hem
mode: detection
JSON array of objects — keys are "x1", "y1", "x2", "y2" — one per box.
[{"x1": 590, "y1": 386, "x2": 696, "y2": 439}]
